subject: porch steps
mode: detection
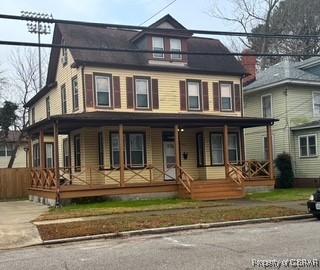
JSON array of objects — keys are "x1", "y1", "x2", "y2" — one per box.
[{"x1": 179, "y1": 180, "x2": 245, "y2": 201}]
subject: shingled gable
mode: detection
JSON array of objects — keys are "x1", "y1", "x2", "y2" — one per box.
[{"x1": 25, "y1": 14, "x2": 245, "y2": 107}]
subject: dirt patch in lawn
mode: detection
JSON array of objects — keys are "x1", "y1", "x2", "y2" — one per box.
[{"x1": 37, "y1": 206, "x2": 304, "y2": 241}]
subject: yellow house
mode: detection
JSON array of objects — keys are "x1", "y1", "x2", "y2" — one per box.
[{"x1": 25, "y1": 15, "x2": 276, "y2": 205}]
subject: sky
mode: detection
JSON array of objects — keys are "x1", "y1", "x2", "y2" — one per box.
[{"x1": 0, "y1": 0, "x2": 239, "y2": 80}]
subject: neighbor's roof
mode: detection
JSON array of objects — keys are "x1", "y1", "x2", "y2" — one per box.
[
  {"x1": 25, "y1": 111, "x2": 277, "y2": 134},
  {"x1": 0, "y1": 131, "x2": 26, "y2": 143},
  {"x1": 244, "y1": 57, "x2": 320, "y2": 93},
  {"x1": 291, "y1": 120, "x2": 320, "y2": 131}
]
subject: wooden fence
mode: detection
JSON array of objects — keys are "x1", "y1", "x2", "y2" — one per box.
[{"x1": 0, "y1": 168, "x2": 31, "y2": 200}]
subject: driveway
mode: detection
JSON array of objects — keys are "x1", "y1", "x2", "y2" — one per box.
[{"x1": 0, "y1": 200, "x2": 48, "y2": 250}]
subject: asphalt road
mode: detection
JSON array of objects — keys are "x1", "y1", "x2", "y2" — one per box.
[{"x1": 0, "y1": 219, "x2": 319, "y2": 270}]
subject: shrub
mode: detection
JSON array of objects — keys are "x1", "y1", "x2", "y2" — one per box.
[{"x1": 275, "y1": 152, "x2": 294, "y2": 188}]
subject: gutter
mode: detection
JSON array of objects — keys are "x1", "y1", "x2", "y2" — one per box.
[{"x1": 291, "y1": 125, "x2": 320, "y2": 131}]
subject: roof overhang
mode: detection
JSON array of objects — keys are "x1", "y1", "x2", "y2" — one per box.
[
  {"x1": 244, "y1": 79, "x2": 320, "y2": 94},
  {"x1": 24, "y1": 82, "x2": 58, "y2": 108},
  {"x1": 24, "y1": 112, "x2": 277, "y2": 135},
  {"x1": 291, "y1": 124, "x2": 320, "y2": 131}
]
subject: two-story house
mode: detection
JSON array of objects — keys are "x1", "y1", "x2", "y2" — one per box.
[
  {"x1": 25, "y1": 15, "x2": 275, "y2": 205},
  {"x1": 244, "y1": 57, "x2": 320, "y2": 187}
]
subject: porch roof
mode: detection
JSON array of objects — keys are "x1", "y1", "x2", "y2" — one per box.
[{"x1": 25, "y1": 111, "x2": 277, "y2": 135}]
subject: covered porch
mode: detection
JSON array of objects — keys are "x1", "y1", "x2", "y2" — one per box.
[{"x1": 25, "y1": 112, "x2": 276, "y2": 205}]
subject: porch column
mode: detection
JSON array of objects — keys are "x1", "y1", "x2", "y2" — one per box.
[
  {"x1": 266, "y1": 124, "x2": 274, "y2": 179},
  {"x1": 119, "y1": 124, "x2": 125, "y2": 187},
  {"x1": 174, "y1": 124, "x2": 180, "y2": 180},
  {"x1": 39, "y1": 129, "x2": 45, "y2": 168},
  {"x1": 53, "y1": 121, "x2": 60, "y2": 189},
  {"x1": 223, "y1": 124, "x2": 229, "y2": 178}
]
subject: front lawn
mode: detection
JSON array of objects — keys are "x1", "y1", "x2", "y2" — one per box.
[
  {"x1": 246, "y1": 188, "x2": 315, "y2": 202},
  {"x1": 36, "y1": 198, "x2": 231, "y2": 221},
  {"x1": 37, "y1": 206, "x2": 305, "y2": 241}
]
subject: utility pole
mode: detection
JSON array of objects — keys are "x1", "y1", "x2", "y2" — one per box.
[{"x1": 21, "y1": 11, "x2": 53, "y2": 91}]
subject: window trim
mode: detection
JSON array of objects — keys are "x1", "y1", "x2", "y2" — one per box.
[
  {"x1": 196, "y1": 132, "x2": 205, "y2": 167},
  {"x1": 110, "y1": 131, "x2": 147, "y2": 169},
  {"x1": 298, "y1": 134, "x2": 318, "y2": 158},
  {"x1": 219, "y1": 81, "x2": 234, "y2": 112},
  {"x1": 312, "y1": 91, "x2": 320, "y2": 116},
  {"x1": 61, "y1": 84, "x2": 67, "y2": 114},
  {"x1": 170, "y1": 38, "x2": 182, "y2": 60},
  {"x1": 46, "y1": 96, "x2": 50, "y2": 118},
  {"x1": 72, "y1": 76, "x2": 79, "y2": 112},
  {"x1": 187, "y1": 79, "x2": 202, "y2": 111},
  {"x1": 152, "y1": 36, "x2": 165, "y2": 59},
  {"x1": 74, "y1": 134, "x2": 81, "y2": 171},
  {"x1": 261, "y1": 93, "x2": 273, "y2": 118},
  {"x1": 134, "y1": 76, "x2": 152, "y2": 110},
  {"x1": 210, "y1": 132, "x2": 240, "y2": 166},
  {"x1": 93, "y1": 73, "x2": 113, "y2": 109}
]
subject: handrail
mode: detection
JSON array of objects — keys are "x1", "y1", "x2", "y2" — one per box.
[{"x1": 175, "y1": 164, "x2": 194, "y2": 194}]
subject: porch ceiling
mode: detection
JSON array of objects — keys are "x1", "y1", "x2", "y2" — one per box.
[{"x1": 25, "y1": 111, "x2": 277, "y2": 135}]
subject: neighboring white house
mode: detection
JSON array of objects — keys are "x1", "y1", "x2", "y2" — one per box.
[
  {"x1": 244, "y1": 57, "x2": 320, "y2": 187},
  {"x1": 0, "y1": 131, "x2": 27, "y2": 168}
]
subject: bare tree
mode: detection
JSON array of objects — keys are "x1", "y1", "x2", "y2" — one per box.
[
  {"x1": 209, "y1": 0, "x2": 280, "y2": 69},
  {"x1": 6, "y1": 48, "x2": 48, "y2": 168}
]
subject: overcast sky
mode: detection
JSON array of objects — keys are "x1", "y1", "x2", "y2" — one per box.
[{"x1": 0, "y1": 0, "x2": 238, "y2": 79}]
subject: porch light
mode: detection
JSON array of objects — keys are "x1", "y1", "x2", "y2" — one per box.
[{"x1": 179, "y1": 128, "x2": 184, "y2": 132}]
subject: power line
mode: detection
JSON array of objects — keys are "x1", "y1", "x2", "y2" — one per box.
[
  {"x1": 1, "y1": 13, "x2": 320, "y2": 40},
  {"x1": 139, "y1": 0, "x2": 177, "y2": 26},
  {"x1": 1, "y1": 39, "x2": 320, "y2": 57}
]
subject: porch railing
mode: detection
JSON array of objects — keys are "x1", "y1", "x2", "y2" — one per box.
[{"x1": 175, "y1": 164, "x2": 194, "y2": 194}]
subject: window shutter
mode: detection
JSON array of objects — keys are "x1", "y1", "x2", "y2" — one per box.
[
  {"x1": 152, "y1": 79, "x2": 159, "y2": 109},
  {"x1": 113, "y1": 76, "x2": 121, "y2": 108},
  {"x1": 213, "y1": 82, "x2": 220, "y2": 111},
  {"x1": 202, "y1": 82, "x2": 209, "y2": 111},
  {"x1": 179, "y1": 80, "x2": 186, "y2": 111},
  {"x1": 234, "y1": 84, "x2": 241, "y2": 112},
  {"x1": 231, "y1": 84, "x2": 235, "y2": 111},
  {"x1": 126, "y1": 77, "x2": 134, "y2": 109},
  {"x1": 85, "y1": 74, "x2": 93, "y2": 107}
]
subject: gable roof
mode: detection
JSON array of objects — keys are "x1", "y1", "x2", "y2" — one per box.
[
  {"x1": 26, "y1": 15, "x2": 245, "y2": 107},
  {"x1": 244, "y1": 57, "x2": 320, "y2": 93}
]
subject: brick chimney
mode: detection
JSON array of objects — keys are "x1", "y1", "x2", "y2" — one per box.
[{"x1": 241, "y1": 49, "x2": 257, "y2": 86}]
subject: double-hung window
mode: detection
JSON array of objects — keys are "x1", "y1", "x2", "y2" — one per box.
[
  {"x1": 299, "y1": 134, "x2": 317, "y2": 158},
  {"x1": 33, "y1": 143, "x2": 40, "y2": 167},
  {"x1": 220, "y1": 83, "x2": 233, "y2": 111},
  {"x1": 129, "y1": 134, "x2": 144, "y2": 168},
  {"x1": 261, "y1": 94, "x2": 272, "y2": 118},
  {"x1": 72, "y1": 77, "x2": 79, "y2": 111},
  {"x1": 45, "y1": 143, "x2": 54, "y2": 168},
  {"x1": 62, "y1": 138, "x2": 70, "y2": 168},
  {"x1": 46, "y1": 96, "x2": 50, "y2": 118},
  {"x1": 135, "y1": 78, "x2": 150, "y2": 109},
  {"x1": 313, "y1": 92, "x2": 320, "y2": 115},
  {"x1": 95, "y1": 75, "x2": 112, "y2": 107},
  {"x1": 170, "y1": 39, "x2": 182, "y2": 60},
  {"x1": 152, "y1": 37, "x2": 164, "y2": 58},
  {"x1": 0, "y1": 143, "x2": 13, "y2": 157},
  {"x1": 111, "y1": 133, "x2": 121, "y2": 168},
  {"x1": 61, "y1": 84, "x2": 67, "y2": 114},
  {"x1": 211, "y1": 133, "x2": 240, "y2": 165},
  {"x1": 187, "y1": 81, "x2": 201, "y2": 110}
]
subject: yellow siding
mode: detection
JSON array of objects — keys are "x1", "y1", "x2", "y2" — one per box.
[
  {"x1": 0, "y1": 146, "x2": 27, "y2": 168},
  {"x1": 84, "y1": 67, "x2": 241, "y2": 116},
  {"x1": 31, "y1": 49, "x2": 84, "y2": 123}
]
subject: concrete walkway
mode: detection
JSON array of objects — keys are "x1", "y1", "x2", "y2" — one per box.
[{"x1": 0, "y1": 201, "x2": 48, "y2": 250}]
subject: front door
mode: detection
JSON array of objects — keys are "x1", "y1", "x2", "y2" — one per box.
[{"x1": 163, "y1": 141, "x2": 176, "y2": 180}]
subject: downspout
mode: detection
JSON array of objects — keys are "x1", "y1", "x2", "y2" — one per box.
[{"x1": 81, "y1": 65, "x2": 86, "y2": 113}]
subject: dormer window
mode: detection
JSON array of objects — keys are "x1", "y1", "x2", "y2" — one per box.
[
  {"x1": 170, "y1": 39, "x2": 182, "y2": 60},
  {"x1": 152, "y1": 37, "x2": 164, "y2": 58}
]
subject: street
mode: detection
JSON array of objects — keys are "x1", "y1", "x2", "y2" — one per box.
[{"x1": 0, "y1": 219, "x2": 319, "y2": 270}]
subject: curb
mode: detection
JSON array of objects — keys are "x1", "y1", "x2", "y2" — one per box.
[{"x1": 42, "y1": 214, "x2": 313, "y2": 245}]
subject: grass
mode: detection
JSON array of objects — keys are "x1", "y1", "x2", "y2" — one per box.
[
  {"x1": 246, "y1": 188, "x2": 315, "y2": 202},
  {"x1": 36, "y1": 198, "x2": 231, "y2": 221},
  {"x1": 37, "y1": 206, "x2": 305, "y2": 241}
]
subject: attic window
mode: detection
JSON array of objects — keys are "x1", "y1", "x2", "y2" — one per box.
[
  {"x1": 170, "y1": 39, "x2": 182, "y2": 60},
  {"x1": 61, "y1": 38, "x2": 68, "y2": 65},
  {"x1": 152, "y1": 37, "x2": 164, "y2": 59}
]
